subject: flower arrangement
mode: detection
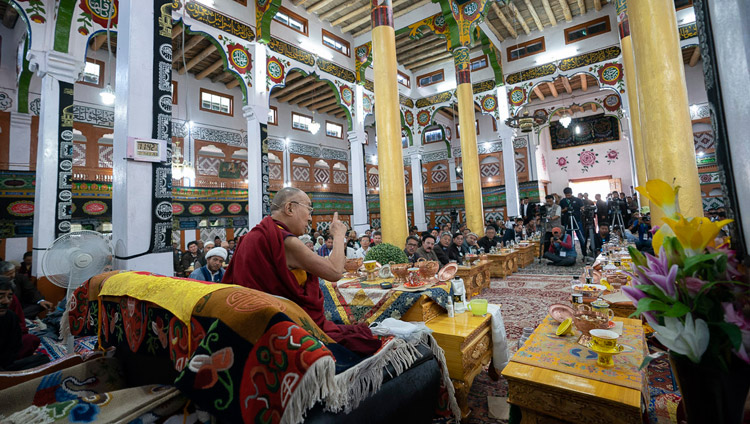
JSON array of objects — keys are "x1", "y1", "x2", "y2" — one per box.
[{"x1": 624, "y1": 179, "x2": 749, "y2": 368}]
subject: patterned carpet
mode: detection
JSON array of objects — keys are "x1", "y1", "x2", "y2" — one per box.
[{"x1": 433, "y1": 273, "x2": 682, "y2": 424}]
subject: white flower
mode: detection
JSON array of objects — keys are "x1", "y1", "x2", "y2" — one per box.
[{"x1": 647, "y1": 313, "x2": 710, "y2": 363}]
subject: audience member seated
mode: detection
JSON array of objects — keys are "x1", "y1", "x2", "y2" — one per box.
[
  {"x1": 172, "y1": 243, "x2": 184, "y2": 276},
  {"x1": 629, "y1": 213, "x2": 654, "y2": 253},
  {"x1": 435, "y1": 233, "x2": 452, "y2": 265},
  {"x1": 592, "y1": 223, "x2": 613, "y2": 253},
  {"x1": 371, "y1": 231, "x2": 382, "y2": 246},
  {"x1": 0, "y1": 277, "x2": 49, "y2": 371},
  {"x1": 404, "y1": 236, "x2": 420, "y2": 263},
  {"x1": 180, "y1": 241, "x2": 205, "y2": 276},
  {"x1": 478, "y1": 226, "x2": 502, "y2": 253},
  {"x1": 346, "y1": 230, "x2": 360, "y2": 250},
  {"x1": 188, "y1": 247, "x2": 227, "y2": 282},
  {"x1": 1, "y1": 261, "x2": 52, "y2": 319},
  {"x1": 353, "y1": 234, "x2": 371, "y2": 258},
  {"x1": 222, "y1": 187, "x2": 380, "y2": 356},
  {"x1": 314, "y1": 236, "x2": 325, "y2": 252},
  {"x1": 544, "y1": 227, "x2": 576, "y2": 266},
  {"x1": 415, "y1": 234, "x2": 439, "y2": 262},
  {"x1": 299, "y1": 234, "x2": 315, "y2": 251},
  {"x1": 464, "y1": 232, "x2": 480, "y2": 255},
  {"x1": 317, "y1": 235, "x2": 335, "y2": 257},
  {"x1": 447, "y1": 232, "x2": 466, "y2": 265},
  {"x1": 501, "y1": 224, "x2": 522, "y2": 246},
  {"x1": 18, "y1": 251, "x2": 32, "y2": 280}
]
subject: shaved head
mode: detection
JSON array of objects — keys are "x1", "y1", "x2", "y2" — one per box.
[{"x1": 271, "y1": 187, "x2": 306, "y2": 212}]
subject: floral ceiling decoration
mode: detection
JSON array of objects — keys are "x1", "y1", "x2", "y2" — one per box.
[{"x1": 578, "y1": 148, "x2": 599, "y2": 172}]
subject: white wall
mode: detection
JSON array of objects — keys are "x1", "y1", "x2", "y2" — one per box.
[
  {"x1": 0, "y1": 22, "x2": 27, "y2": 93},
  {"x1": 171, "y1": 71, "x2": 246, "y2": 130},
  {"x1": 268, "y1": 96, "x2": 349, "y2": 149},
  {"x1": 684, "y1": 62, "x2": 708, "y2": 105}
]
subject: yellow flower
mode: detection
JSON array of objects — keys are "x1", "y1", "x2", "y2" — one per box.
[
  {"x1": 636, "y1": 179, "x2": 680, "y2": 218},
  {"x1": 661, "y1": 214, "x2": 733, "y2": 255}
]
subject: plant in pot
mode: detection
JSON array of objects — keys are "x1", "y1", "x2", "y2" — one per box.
[
  {"x1": 365, "y1": 243, "x2": 410, "y2": 284},
  {"x1": 623, "y1": 179, "x2": 749, "y2": 424}
]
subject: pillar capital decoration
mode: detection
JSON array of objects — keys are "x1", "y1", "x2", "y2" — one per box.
[
  {"x1": 407, "y1": 146, "x2": 424, "y2": 158},
  {"x1": 10, "y1": 111, "x2": 33, "y2": 126},
  {"x1": 242, "y1": 104, "x2": 257, "y2": 121},
  {"x1": 436, "y1": 0, "x2": 492, "y2": 50},
  {"x1": 27, "y1": 50, "x2": 83, "y2": 83},
  {"x1": 347, "y1": 130, "x2": 366, "y2": 145}
]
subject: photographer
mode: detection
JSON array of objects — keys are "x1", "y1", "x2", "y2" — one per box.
[
  {"x1": 559, "y1": 187, "x2": 586, "y2": 255},
  {"x1": 544, "y1": 227, "x2": 576, "y2": 266},
  {"x1": 629, "y1": 213, "x2": 653, "y2": 253},
  {"x1": 595, "y1": 194, "x2": 608, "y2": 225},
  {"x1": 592, "y1": 223, "x2": 613, "y2": 253},
  {"x1": 541, "y1": 195, "x2": 561, "y2": 252}
]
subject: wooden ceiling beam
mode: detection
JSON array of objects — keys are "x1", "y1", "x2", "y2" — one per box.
[
  {"x1": 294, "y1": 89, "x2": 335, "y2": 106},
  {"x1": 590, "y1": 103, "x2": 597, "y2": 112},
  {"x1": 561, "y1": 76, "x2": 572, "y2": 94},
  {"x1": 305, "y1": 96, "x2": 339, "y2": 110},
  {"x1": 405, "y1": 52, "x2": 452, "y2": 70},
  {"x1": 523, "y1": 0, "x2": 544, "y2": 32},
  {"x1": 344, "y1": 0, "x2": 409, "y2": 33},
  {"x1": 491, "y1": 2, "x2": 518, "y2": 39},
  {"x1": 399, "y1": 44, "x2": 448, "y2": 64},
  {"x1": 689, "y1": 46, "x2": 701, "y2": 66},
  {"x1": 397, "y1": 38, "x2": 445, "y2": 58},
  {"x1": 308, "y1": 0, "x2": 336, "y2": 13},
  {"x1": 173, "y1": 35, "x2": 204, "y2": 64},
  {"x1": 558, "y1": 0, "x2": 573, "y2": 22},
  {"x1": 580, "y1": 74, "x2": 588, "y2": 91},
  {"x1": 226, "y1": 78, "x2": 240, "y2": 89},
  {"x1": 2, "y1": 5, "x2": 18, "y2": 29},
  {"x1": 172, "y1": 24, "x2": 183, "y2": 39},
  {"x1": 437, "y1": 109, "x2": 454, "y2": 121},
  {"x1": 212, "y1": 70, "x2": 233, "y2": 83},
  {"x1": 332, "y1": 1, "x2": 369, "y2": 26},
  {"x1": 196, "y1": 59, "x2": 224, "y2": 80},
  {"x1": 293, "y1": 0, "x2": 309, "y2": 5},
  {"x1": 178, "y1": 44, "x2": 217, "y2": 74},
  {"x1": 547, "y1": 82, "x2": 559, "y2": 97},
  {"x1": 541, "y1": 0, "x2": 557, "y2": 26},
  {"x1": 594, "y1": 0, "x2": 602, "y2": 11},
  {"x1": 577, "y1": 0, "x2": 586, "y2": 15},
  {"x1": 396, "y1": 33, "x2": 426, "y2": 48},
  {"x1": 351, "y1": 0, "x2": 430, "y2": 36},
  {"x1": 271, "y1": 75, "x2": 316, "y2": 98},
  {"x1": 319, "y1": 104, "x2": 342, "y2": 114},
  {"x1": 91, "y1": 34, "x2": 107, "y2": 51},
  {"x1": 319, "y1": 0, "x2": 359, "y2": 20},
  {"x1": 484, "y1": 20, "x2": 505, "y2": 42},
  {"x1": 508, "y1": 2, "x2": 531, "y2": 35},
  {"x1": 279, "y1": 80, "x2": 329, "y2": 102},
  {"x1": 533, "y1": 86, "x2": 545, "y2": 101}
]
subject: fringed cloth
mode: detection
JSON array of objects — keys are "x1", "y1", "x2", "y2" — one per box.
[{"x1": 65, "y1": 273, "x2": 461, "y2": 423}]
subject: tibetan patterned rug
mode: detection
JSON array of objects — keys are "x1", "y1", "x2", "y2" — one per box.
[{"x1": 433, "y1": 274, "x2": 682, "y2": 424}]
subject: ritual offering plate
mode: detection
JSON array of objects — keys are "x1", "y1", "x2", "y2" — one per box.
[
  {"x1": 548, "y1": 303, "x2": 575, "y2": 323},
  {"x1": 571, "y1": 283, "x2": 607, "y2": 297},
  {"x1": 437, "y1": 263, "x2": 458, "y2": 281}
]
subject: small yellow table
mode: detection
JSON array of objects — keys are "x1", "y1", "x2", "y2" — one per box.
[
  {"x1": 427, "y1": 311, "x2": 493, "y2": 418},
  {"x1": 456, "y1": 260, "x2": 491, "y2": 299}
]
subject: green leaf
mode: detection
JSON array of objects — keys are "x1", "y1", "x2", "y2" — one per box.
[
  {"x1": 683, "y1": 253, "x2": 722, "y2": 275},
  {"x1": 636, "y1": 284, "x2": 673, "y2": 303},
  {"x1": 632, "y1": 298, "x2": 670, "y2": 317},
  {"x1": 663, "y1": 301, "x2": 690, "y2": 318},
  {"x1": 639, "y1": 351, "x2": 666, "y2": 370},
  {"x1": 715, "y1": 322, "x2": 743, "y2": 350},
  {"x1": 628, "y1": 246, "x2": 646, "y2": 267}
]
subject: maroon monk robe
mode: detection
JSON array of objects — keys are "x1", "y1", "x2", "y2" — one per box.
[{"x1": 222, "y1": 216, "x2": 381, "y2": 356}]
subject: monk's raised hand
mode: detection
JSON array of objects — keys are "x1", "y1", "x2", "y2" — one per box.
[{"x1": 331, "y1": 212, "x2": 346, "y2": 240}]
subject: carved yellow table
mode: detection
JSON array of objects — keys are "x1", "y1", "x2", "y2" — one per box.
[
  {"x1": 456, "y1": 260, "x2": 491, "y2": 299},
  {"x1": 502, "y1": 316, "x2": 646, "y2": 423},
  {"x1": 487, "y1": 252, "x2": 517, "y2": 278},
  {"x1": 427, "y1": 311, "x2": 493, "y2": 418}
]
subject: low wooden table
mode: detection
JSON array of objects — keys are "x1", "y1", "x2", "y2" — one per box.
[
  {"x1": 456, "y1": 260, "x2": 491, "y2": 299},
  {"x1": 402, "y1": 295, "x2": 446, "y2": 322},
  {"x1": 487, "y1": 252, "x2": 517, "y2": 278},
  {"x1": 427, "y1": 311, "x2": 493, "y2": 418},
  {"x1": 503, "y1": 316, "x2": 646, "y2": 423},
  {"x1": 517, "y1": 245, "x2": 536, "y2": 268}
]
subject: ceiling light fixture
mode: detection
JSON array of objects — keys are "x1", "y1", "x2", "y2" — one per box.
[
  {"x1": 574, "y1": 125, "x2": 581, "y2": 135},
  {"x1": 100, "y1": 3, "x2": 115, "y2": 105},
  {"x1": 560, "y1": 116, "x2": 572, "y2": 128},
  {"x1": 100, "y1": 84, "x2": 115, "y2": 105},
  {"x1": 309, "y1": 120, "x2": 320, "y2": 135}
]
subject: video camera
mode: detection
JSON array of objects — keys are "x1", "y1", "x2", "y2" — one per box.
[{"x1": 538, "y1": 203, "x2": 548, "y2": 218}]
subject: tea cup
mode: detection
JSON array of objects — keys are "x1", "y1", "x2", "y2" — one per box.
[
  {"x1": 590, "y1": 329, "x2": 619, "y2": 352},
  {"x1": 590, "y1": 299, "x2": 615, "y2": 321},
  {"x1": 468, "y1": 298, "x2": 488, "y2": 316},
  {"x1": 364, "y1": 260, "x2": 378, "y2": 272}
]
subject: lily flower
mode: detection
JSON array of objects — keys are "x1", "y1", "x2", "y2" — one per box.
[
  {"x1": 635, "y1": 179, "x2": 680, "y2": 218},
  {"x1": 723, "y1": 302, "x2": 750, "y2": 364},
  {"x1": 648, "y1": 313, "x2": 710, "y2": 364},
  {"x1": 661, "y1": 214, "x2": 733, "y2": 256},
  {"x1": 684, "y1": 277, "x2": 708, "y2": 296},
  {"x1": 644, "y1": 264, "x2": 679, "y2": 300}
]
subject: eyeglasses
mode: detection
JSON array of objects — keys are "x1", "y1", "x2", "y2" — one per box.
[
  {"x1": 290, "y1": 201, "x2": 314, "y2": 215},
  {"x1": 407, "y1": 243, "x2": 419, "y2": 247}
]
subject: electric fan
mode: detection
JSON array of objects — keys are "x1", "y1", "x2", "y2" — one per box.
[{"x1": 42, "y1": 230, "x2": 113, "y2": 352}]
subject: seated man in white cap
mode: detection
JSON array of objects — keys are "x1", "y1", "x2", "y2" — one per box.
[{"x1": 189, "y1": 247, "x2": 227, "y2": 282}]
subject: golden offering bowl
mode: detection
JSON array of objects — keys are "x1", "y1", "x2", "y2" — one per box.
[{"x1": 363, "y1": 260, "x2": 378, "y2": 272}]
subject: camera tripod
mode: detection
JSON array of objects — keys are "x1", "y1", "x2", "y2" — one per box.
[
  {"x1": 610, "y1": 208, "x2": 626, "y2": 232},
  {"x1": 565, "y1": 214, "x2": 587, "y2": 263},
  {"x1": 537, "y1": 215, "x2": 550, "y2": 263}
]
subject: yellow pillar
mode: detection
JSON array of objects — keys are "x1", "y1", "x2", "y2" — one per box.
[
  {"x1": 454, "y1": 47, "x2": 485, "y2": 237},
  {"x1": 628, "y1": 0, "x2": 702, "y2": 224},
  {"x1": 371, "y1": 0, "x2": 408, "y2": 245},
  {"x1": 614, "y1": 1, "x2": 648, "y2": 206}
]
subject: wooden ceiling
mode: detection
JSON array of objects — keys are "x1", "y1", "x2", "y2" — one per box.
[
  {"x1": 269, "y1": 70, "x2": 349, "y2": 119},
  {"x1": 88, "y1": 32, "x2": 117, "y2": 55},
  {"x1": 682, "y1": 44, "x2": 702, "y2": 67},
  {"x1": 528, "y1": 73, "x2": 598, "y2": 101},
  {"x1": 485, "y1": 0, "x2": 609, "y2": 41},
  {"x1": 171, "y1": 24, "x2": 241, "y2": 89},
  {"x1": 0, "y1": 3, "x2": 19, "y2": 29}
]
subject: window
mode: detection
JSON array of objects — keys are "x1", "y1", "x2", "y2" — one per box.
[
  {"x1": 171, "y1": 81, "x2": 178, "y2": 104},
  {"x1": 200, "y1": 89, "x2": 233, "y2": 116},
  {"x1": 470, "y1": 55, "x2": 488, "y2": 72},
  {"x1": 456, "y1": 120, "x2": 479, "y2": 138},
  {"x1": 565, "y1": 16, "x2": 611, "y2": 44},
  {"x1": 322, "y1": 29, "x2": 350, "y2": 57},
  {"x1": 233, "y1": 0, "x2": 247, "y2": 5},
  {"x1": 397, "y1": 71, "x2": 410, "y2": 88},
  {"x1": 417, "y1": 70, "x2": 444, "y2": 87},
  {"x1": 326, "y1": 121, "x2": 343, "y2": 138},
  {"x1": 507, "y1": 37, "x2": 545, "y2": 62},
  {"x1": 273, "y1": 6, "x2": 308, "y2": 36},
  {"x1": 424, "y1": 127, "x2": 444, "y2": 143},
  {"x1": 80, "y1": 58, "x2": 104, "y2": 88},
  {"x1": 268, "y1": 106, "x2": 278, "y2": 125},
  {"x1": 292, "y1": 112, "x2": 314, "y2": 132},
  {"x1": 675, "y1": 0, "x2": 693, "y2": 10}
]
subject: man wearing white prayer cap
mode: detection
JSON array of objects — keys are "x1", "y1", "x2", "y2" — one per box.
[{"x1": 188, "y1": 247, "x2": 227, "y2": 282}]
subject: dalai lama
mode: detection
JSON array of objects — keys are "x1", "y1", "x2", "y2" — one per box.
[{"x1": 222, "y1": 187, "x2": 381, "y2": 356}]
